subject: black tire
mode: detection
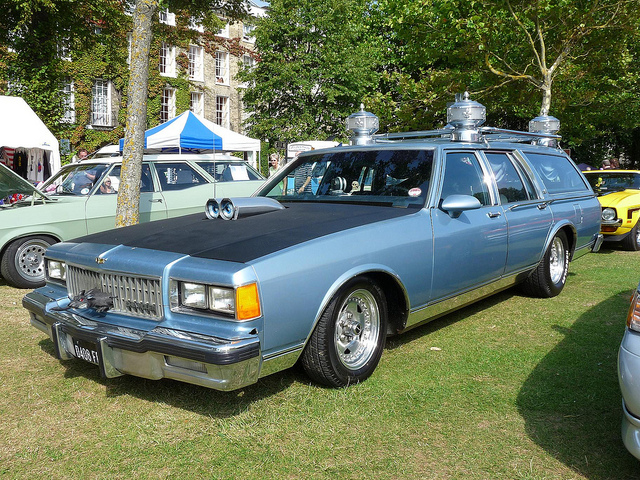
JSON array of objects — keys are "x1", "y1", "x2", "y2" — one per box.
[
  {"x1": 522, "y1": 230, "x2": 569, "y2": 298},
  {"x1": 622, "y1": 221, "x2": 640, "y2": 251},
  {"x1": 0, "y1": 235, "x2": 56, "y2": 289},
  {"x1": 302, "y1": 277, "x2": 387, "y2": 387}
]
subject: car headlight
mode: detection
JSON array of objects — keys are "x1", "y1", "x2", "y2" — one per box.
[
  {"x1": 602, "y1": 208, "x2": 617, "y2": 222},
  {"x1": 46, "y1": 260, "x2": 67, "y2": 283},
  {"x1": 628, "y1": 289, "x2": 640, "y2": 332},
  {"x1": 169, "y1": 280, "x2": 261, "y2": 320}
]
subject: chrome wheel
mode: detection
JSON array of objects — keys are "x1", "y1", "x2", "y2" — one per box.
[
  {"x1": 302, "y1": 278, "x2": 388, "y2": 387},
  {"x1": 14, "y1": 238, "x2": 50, "y2": 282},
  {"x1": 334, "y1": 289, "x2": 381, "y2": 370},
  {"x1": 522, "y1": 230, "x2": 569, "y2": 298},
  {"x1": 548, "y1": 236, "x2": 567, "y2": 285}
]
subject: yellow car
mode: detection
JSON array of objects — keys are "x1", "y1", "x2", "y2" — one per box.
[{"x1": 583, "y1": 170, "x2": 640, "y2": 251}]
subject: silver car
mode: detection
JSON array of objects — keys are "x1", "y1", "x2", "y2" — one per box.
[{"x1": 618, "y1": 280, "x2": 640, "y2": 459}]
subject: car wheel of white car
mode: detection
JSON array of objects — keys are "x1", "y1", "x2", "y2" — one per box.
[
  {"x1": 522, "y1": 230, "x2": 569, "y2": 298},
  {"x1": 622, "y1": 221, "x2": 640, "y2": 252},
  {"x1": 302, "y1": 277, "x2": 387, "y2": 387},
  {"x1": 1, "y1": 235, "x2": 55, "y2": 289}
]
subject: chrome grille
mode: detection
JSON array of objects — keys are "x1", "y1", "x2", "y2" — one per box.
[{"x1": 67, "y1": 266, "x2": 163, "y2": 319}]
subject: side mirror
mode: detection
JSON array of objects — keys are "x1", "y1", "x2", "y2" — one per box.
[{"x1": 441, "y1": 194, "x2": 482, "y2": 218}]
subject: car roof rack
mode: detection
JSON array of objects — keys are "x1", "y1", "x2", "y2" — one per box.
[{"x1": 347, "y1": 92, "x2": 562, "y2": 148}]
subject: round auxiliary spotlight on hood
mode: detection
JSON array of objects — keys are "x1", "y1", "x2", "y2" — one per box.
[{"x1": 446, "y1": 92, "x2": 486, "y2": 142}]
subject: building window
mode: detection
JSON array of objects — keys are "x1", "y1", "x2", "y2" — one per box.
[
  {"x1": 190, "y1": 92, "x2": 204, "y2": 116},
  {"x1": 160, "y1": 43, "x2": 176, "y2": 77},
  {"x1": 215, "y1": 96, "x2": 229, "y2": 129},
  {"x1": 242, "y1": 23, "x2": 256, "y2": 42},
  {"x1": 62, "y1": 80, "x2": 75, "y2": 124},
  {"x1": 57, "y1": 36, "x2": 71, "y2": 61},
  {"x1": 215, "y1": 51, "x2": 229, "y2": 84},
  {"x1": 92, "y1": 79, "x2": 112, "y2": 127},
  {"x1": 159, "y1": 9, "x2": 175, "y2": 26},
  {"x1": 217, "y1": 22, "x2": 229, "y2": 38},
  {"x1": 161, "y1": 87, "x2": 176, "y2": 123},
  {"x1": 239, "y1": 55, "x2": 255, "y2": 88},
  {"x1": 240, "y1": 100, "x2": 251, "y2": 129},
  {"x1": 189, "y1": 17, "x2": 204, "y2": 32},
  {"x1": 188, "y1": 45, "x2": 204, "y2": 81}
]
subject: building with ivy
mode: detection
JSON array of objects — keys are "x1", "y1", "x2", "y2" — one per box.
[{"x1": 7, "y1": 1, "x2": 267, "y2": 159}]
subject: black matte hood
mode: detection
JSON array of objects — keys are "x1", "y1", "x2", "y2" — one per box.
[{"x1": 74, "y1": 202, "x2": 418, "y2": 263}]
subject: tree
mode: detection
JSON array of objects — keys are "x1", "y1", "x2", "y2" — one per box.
[
  {"x1": 238, "y1": 0, "x2": 383, "y2": 145},
  {"x1": 116, "y1": 0, "x2": 247, "y2": 227},
  {"x1": 116, "y1": 0, "x2": 157, "y2": 227},
  {"x1": 372, "y1": 0, "x2": 640, "y2": 165}
]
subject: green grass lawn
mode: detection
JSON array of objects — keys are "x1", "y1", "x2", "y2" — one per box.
[{"x1": 1, "y1": 248, "x2": 638, "y2": 479}]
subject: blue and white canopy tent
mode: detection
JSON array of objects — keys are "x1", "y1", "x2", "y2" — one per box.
[{"x1": 119, "y1": 111, "x2": 260, "y2": 167}]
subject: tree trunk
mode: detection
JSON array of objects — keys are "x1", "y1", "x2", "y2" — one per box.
[
  {"x1": 115, "y1": 0, "x2": 158, "y2": 228},
  {"x1": 539, "y1": 75, "x2": 552, "y2": 116}
]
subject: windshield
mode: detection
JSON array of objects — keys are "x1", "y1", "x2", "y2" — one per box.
[
  {"x1": 0, "y1": 163, "x2": 39, "y2": 204},
  {"x1": 259, "y1": 149, "x2": 434, "y2": 207},
  {"x1": 585, "y1": 172, "x2": 640, "y2": 195},
  {"x1": 40, "y1": 163, "x2": 110, "y2": 196}
]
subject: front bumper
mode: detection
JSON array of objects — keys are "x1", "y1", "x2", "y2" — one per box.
[
  {"x1": 23, "y1": 290, "x2": 261, "y2": 391},
  {"x1": 602, "y1": 229, "x2": 633, "y2": 242}
]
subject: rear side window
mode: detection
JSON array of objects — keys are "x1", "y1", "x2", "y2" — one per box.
[
  {"x1": 196, "y1": 161, "x2": 262, "y2": 182},
  {"x1": 523, "y1": 152, "x2": 589, "y2": 194},
  {"x1": 155, "y1": 163, "x2": 207, "y2": 191},
  {"x1": 486, "y1": 152, "x2": 528, "y2": 203}
]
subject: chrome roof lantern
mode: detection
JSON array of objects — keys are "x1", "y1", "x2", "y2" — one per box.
[
  {"x1": 347, "y1": 104, "x2": 379, "y2": 145},
  {"x1": 529, "y1": 112, "x2": 560, "y2": 146},
  {"x1": 447, "y1": 92, "x2": 486, "y2": 142}
]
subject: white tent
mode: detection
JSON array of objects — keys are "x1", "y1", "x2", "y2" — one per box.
[{"x1": 0, "y1": 96, "x2": 61, "y2": 179}]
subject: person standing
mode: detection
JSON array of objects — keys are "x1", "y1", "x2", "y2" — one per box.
[{"x1": 268, "y1": 153, "x2": 282, "y2": 177}]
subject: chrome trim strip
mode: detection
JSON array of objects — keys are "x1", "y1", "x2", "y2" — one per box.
[
  {"x1": 259, "y1": 345, "x2": 304, "y2": 378},
  {"x1": 404, "y1": 270, "x2": 528, "y2": 331}
]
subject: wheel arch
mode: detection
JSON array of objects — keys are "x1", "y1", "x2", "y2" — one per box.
[
  {"x1": 311, "y1": 266, "x2": 410, "y2": 341},
  {"x1": 546, "y1": 221, "x2": 577, "y2": 261},
  {"x1": 0, "y1": 231, "x2": 62, "y2": 261}
]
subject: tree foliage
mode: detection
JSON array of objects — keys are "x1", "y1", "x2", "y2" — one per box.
[
  {"x1": 371, "y1": 0, "x2": 640, "y2": 166},
  {"x1": 238, "y1": 0, "x2": 383, "y2": 144}
]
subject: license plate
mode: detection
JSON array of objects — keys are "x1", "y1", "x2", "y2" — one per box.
[{"x1": 71, "y1": 338, "x2": 101, "y2": 365}]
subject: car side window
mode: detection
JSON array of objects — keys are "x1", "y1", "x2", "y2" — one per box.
[
  {"x1": 485, "y1": 152, "x2": 529, "y2": 203},
  {"x1": 155, "y1": 163, "x2": 207, "y2": 191},
  {"x1": 196, "y1": 161, "x2": 262, "y2": 182},
  {"x1": 523, "y1": 152, "x2": 589, "y2": 194},
  {"x1": 105, "y1": 164, "x2": 154, "y2": 193},
  {"x1": 440, "y1": 152, "x2": 491, "y2": 206}
]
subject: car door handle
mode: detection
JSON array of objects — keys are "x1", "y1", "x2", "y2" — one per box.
[
  {"x1": 487, "y1": 211, "x2": 502, "y2": 218},
  {"x1": 149, "y1": 198, "x2": 163, "y2": 203}
]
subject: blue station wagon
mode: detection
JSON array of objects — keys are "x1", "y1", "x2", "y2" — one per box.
[{"x1": 24, "y1": 94, "x2": 603, "y2": 390}]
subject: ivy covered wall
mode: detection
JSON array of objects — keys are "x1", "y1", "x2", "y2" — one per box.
[{"x1": 2, "y1": 8, "x2": 259, "y2": 162}]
